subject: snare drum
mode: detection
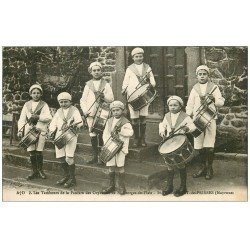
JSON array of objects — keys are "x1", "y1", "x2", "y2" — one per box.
[
  {"x1": 193, "y1": 105, "x2": 217, "y2": 137},
  {"x1": 99, "y1": 135, "x2": 124, "y2": 163},
  {"x1": 54, "y1": 127, "x2": 77, "y2": 149},
  {"x1": 91, "y1": 102, "x2": 110, "y2": 134},
  {"x1": 19, "y1": 127, "x2": 41, "y2": 149},
  {"x1": 128, "y1": 84, "x2": 157, "y2": 111},
  {"x1": 158, "y1": 134, "x2": 194, "y2": 166}
]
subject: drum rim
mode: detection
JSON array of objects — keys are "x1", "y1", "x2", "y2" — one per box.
[
  {"x1": 128, "y1": 83, "x2": 155, "y2": 102},
  {"x1": 158, "y1": 134, "x2": 187, "y2": 155}
]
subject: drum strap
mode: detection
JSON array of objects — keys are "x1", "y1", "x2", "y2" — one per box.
[
  {"x1": 107, "y1": 116, "x2": 130, "y2": 134},
  {"x1": 129, "y1": 63, "x2": 150, "y2": 82},
  {"x1": 26, "y1": 100, "x2": 46, "y2": 115},
  {"x1": 58, "y1": 106, "x2": 77, "y2": 130},
  {"x1": 193, "y1": 80, "x2": 215, "y2": 98},
  {"x1": 87, "y1": 79, "x2": 107, "y2": 96},
  {"x1": 165, "y1": 111, "x2": 188, "y2": 132}
]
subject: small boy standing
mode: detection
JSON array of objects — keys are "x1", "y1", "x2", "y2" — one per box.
[
  {"x1": 122, "y1": 47, "x2": 156, "y2": 147},
  {"x1": 49, "y1": 92, "x2": 83, "y2": 188},
  {"x1": 159, "y1": 96, "x2": 196, "y2": 197},
  {"x1": 17, "y1": 84, "x2": 52, "y2": 180},
  {"x1": 80, "y1": 62, "x2": 114, "y2": 164},
  {"x1": 186, "y1": 65, "x2": 225, "y2": 180},
  {"x1": 101, "y1": 101, "x2": 134, "y2": 195}
]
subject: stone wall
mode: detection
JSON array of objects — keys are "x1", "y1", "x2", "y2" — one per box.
[
  {"x1": 2, "y1": 47, "x2": 90, "y2": 115},
  {"x1": 89, "y1": 46, "x2": 116, "y2": 84},
  {"x1": 204, "y1": 47, "x2": 248, "y2": 152}
]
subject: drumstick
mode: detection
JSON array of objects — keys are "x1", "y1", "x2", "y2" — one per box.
[
  {"x1": 196, "y1": 86, "x2": 218, "y2": 113},
  {"x1": 85, "y1": 86, "x2": 106, "y2": 117},
  {"x1": 126, "y1": 70, "x2": 152, "y2": 100},
  {"x1": 162, "y1": 123, "x2": 188, "y2": 142}
]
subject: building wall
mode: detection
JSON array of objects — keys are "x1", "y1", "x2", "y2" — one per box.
[{"x1": 203, "y1": 47, "x2": 248, "y2": 152}]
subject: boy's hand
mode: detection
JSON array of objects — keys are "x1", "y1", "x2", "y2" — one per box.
[
  {"x1": 182, "y1": 126, "x2": 190, "y2": 133},
  {"x1": 28, "y1": 114, "x2": 39, "y2": 124},
  {"x1": 17, "y1": 131, "x2": 23, "y2": 139},
  {"x1": 96, "y1": 91, "x2": 104, "y2": 101},
  {"x1": 207, "y1": 94, "x2": 215, "y2": 102},
  {"x1": 159, "y1": 131, "x2": 165, "y2": 138}
]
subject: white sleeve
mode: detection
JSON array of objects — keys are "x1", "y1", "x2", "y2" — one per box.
[
  {"x1": 122, "y1": 68, "x2": 130, "y2": 92},
  {"x1": 184, "y1": 116, "x2": 196, "y2": 132},
  {"x1": 102, "y1": 122, "x2": 110, "y2": 145},
  {"x1": 159, "y1": 117, "x2": 168, "y2": 135},
  {"x1": 186, "y1": 89, "x2": 195, "y2": 116},
  {"x1": 73, "y1": 109, "x2": 83, "y2": 128},
  {"x1": 39, "y1": 104, "x2": 52, "y2": 123},
  {"x1": 103, "y1": 83, "x2": 114, "y2": 103},
  {"x1": 18, "y1": 105, "x2": 27, "y2": 131},
  {"x1": 213, "y1": 87, "x2": 225, "y2": 107},
  {"x1": 80, "y1": 85, "x2": 90, "y2": 114},
  {"x1": 148, "y1": 67, "x2": 156, "y2": 87},
  {"x1": 119, "y1": 123, "x2": 134, "y2": 137},
  {"x1": 49, "y1": 111, "x2": 59, "y2": 133}
]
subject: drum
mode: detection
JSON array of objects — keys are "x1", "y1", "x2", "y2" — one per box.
[
  {"x1": 19, "y1": 127, "x2": 41, "y2": 149},
  {"x1": 54, "y1": 127, "x2": 77, "y2": 149},
  {"x1": 158, "y1": 134, "x2": 194, "y2": 166},
  {"x1": 91, "y1": 102, "x2": 110, "y2": 134},
  {"x1": 193, "y1": 105, "x2": 217, "y2": 137},
  {"x1": 99, "y1": 135, "x2": 124, "y2": 163},
  {"x1": 128, "y1": 84, "x2": 157, "y2": 111}
]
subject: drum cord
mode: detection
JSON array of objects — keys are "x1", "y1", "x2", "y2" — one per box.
[
  {"x1": 196, "y1": 86, "x2": 218, "y2": 113},
  {"x1": 125, "y1": 69, "x2": 152, "y2": 100}
]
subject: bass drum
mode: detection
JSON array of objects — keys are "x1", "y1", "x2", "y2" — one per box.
[
  {"x1": 158, "y1": 134, "x2": 194, "y2": 166},
  {"x1": 54, "y1": 127, "x2": 77, "y2": 150},
  {"x1": 99, "y1": 135, "x2": 124, "y2": 163},
  {"x1": 19, "y1": 127, "x2": 41, "y2": 149},
  {"x1": 91, "y1": 102, "x2": 110, "y2": 134},
  {"x1": 128, "y1": 84, "x2": 157, "y2": 111}
]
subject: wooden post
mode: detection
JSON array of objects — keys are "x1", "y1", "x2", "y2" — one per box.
[
  {"x1": 185, "y1": 47, "x2": 201, "y2": 94},
  {"x1": 111, "y1": 47, "x2": 126, "y2": 102}
]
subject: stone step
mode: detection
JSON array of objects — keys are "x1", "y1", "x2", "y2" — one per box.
[{"x1": 3, "y1": 144, "x2": 169, "y2": 190}]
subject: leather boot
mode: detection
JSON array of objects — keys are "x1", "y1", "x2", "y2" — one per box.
[
  {"x1": 174, "y1": 168, "x2": 187, "y2": 197},
  {"x1": 26, "y1": 155, "x2": 39, "y2": 180},
  {"x1": 97, "y1": 134, "x2": 104, "y2": 166},
  {"x1": 64, "y1": 164, "x2": 76, "y2": 188},
  {"x1": 193, "y1": 149, "x2": 207, "y2": 178},
  {"x1": 162, "y1": 170, "x2": 174, "y2": 196},
  {"x1": 36, "y1": 153, "x2": 47, "y2": 179},
  {"x1": 140, "y1": 123, "x2": 147, "y2": 147},
  {"x1": 205, "y1": 148, "x2": 214, "y2": 180},
  {"x1": 132, "y1": 124, "x2": 140, "y2": 148},
  {"x1": 101, "y1": 172, "x2": 116, "y2": 194},
  {"x1": 87, "y1": 136, "x2": 98, "y2": 164},
  {"x1": 56, "y1": 162, "x2": 70, "y2": 185},
  {"x1": 117, "y1": 172, "x2": 126, "y2": 195}
]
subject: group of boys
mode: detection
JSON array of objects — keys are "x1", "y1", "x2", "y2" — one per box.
[{"x1": 17, "y1": 47, "x2": 225, "y2": 197}]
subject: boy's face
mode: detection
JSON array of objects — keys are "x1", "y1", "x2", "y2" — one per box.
[
  {"x1": 168, "y1": 100, "x2": 182, "y2": 114},
  {"x1": 132, "y1": 53, "x2": 144, "y2": 65},
  {"x1": 197, "y1": 69, "x2": 209, "y2": 84},
  {"x1": 30, "y1": 89, "x2": 42, "y2": 102},
  {"x1": 112, "y1": 107, "x2": 123, "y2": 118},
  {"x1": 59, "y1": 99, "x2": 71, "y2": 109},
  {"x1": 90, "y1": 66, "x2": 102, "y2": 80}
]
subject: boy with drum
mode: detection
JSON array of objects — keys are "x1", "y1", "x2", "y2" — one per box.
[
  {"x1": 159, "y1": 96, "x2": 196, "y2": 197},
  {"x1": 122, "y1": 47, "x2": 156, "y2": 148},
  {"x1": 101, "y1": 101, "x2": 133, "y2": 195},
  {"x1": 186, "y1": 65, "x2": 225, "y2": 180},
  {"x1": 80, "y1": 62, "x2": 114, "y2": 165},
  {"x1": 17, "y1": 84, "x2": 52, "y2": 180},
  {"x1": 49, "y1": 92, "x2": 83, "y2": 188}
]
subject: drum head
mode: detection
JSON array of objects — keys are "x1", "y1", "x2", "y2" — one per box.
[
  {"x1": 159, "y1": 135, "x2": 186, "y2": 154},
  {"x1": 128, "y1": 84, "x2": 149, "y2": 102}
]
